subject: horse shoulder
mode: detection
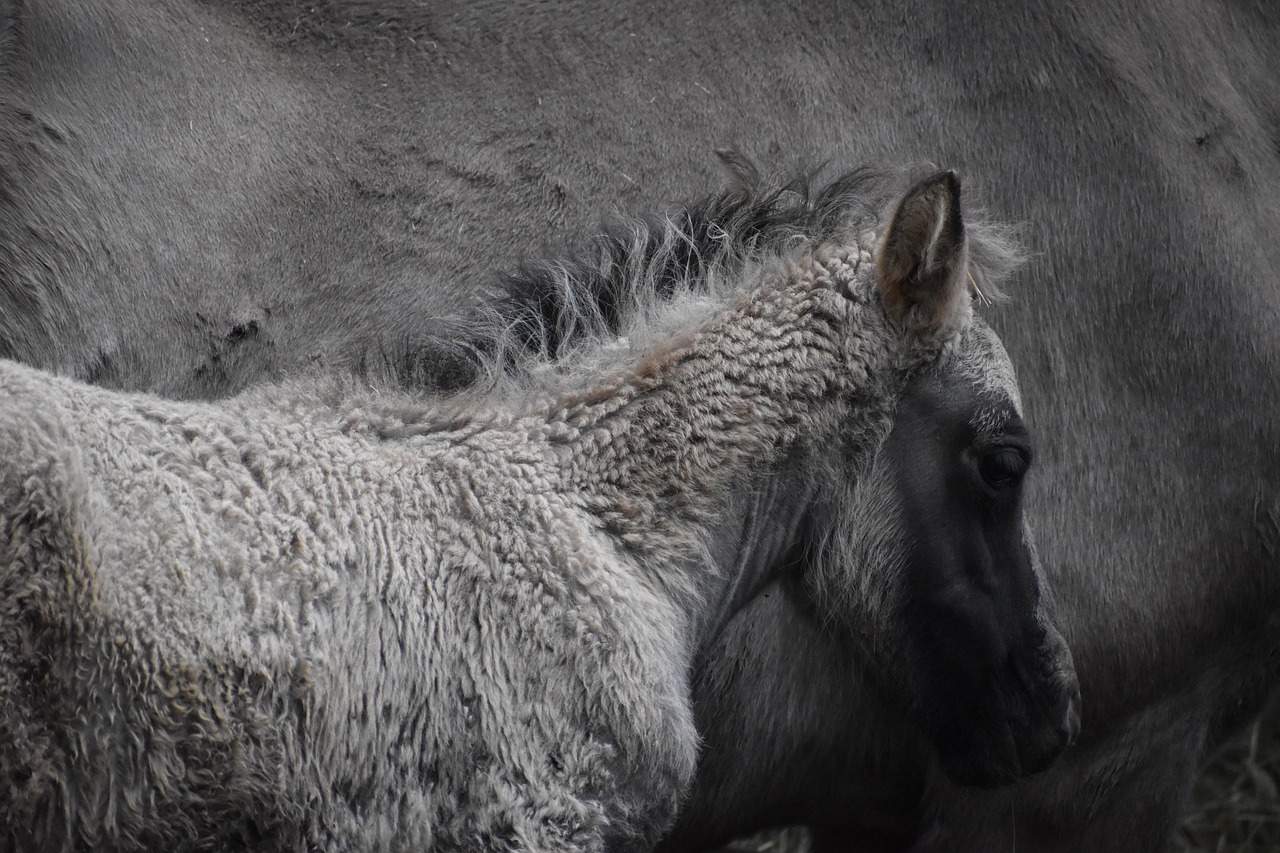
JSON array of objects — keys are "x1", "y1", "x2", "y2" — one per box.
[{"x1": 405, "y1": 425, "x2": 702, "y2": 844}]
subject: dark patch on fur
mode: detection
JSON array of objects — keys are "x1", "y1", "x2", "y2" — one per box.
[
  {"x1": 355, "y1": 328, "x2": 486, "y2": 394},
  {"x1": 217, "y1": 0, "x2": 439, "y2": 49},
  {"x1": 0, "y1": 0, "x2": 23, "y2": 80},
  {"x1": 187, "y1": 317, "x2": 273, "y2": 397},
  {"x1": 226, "y1": 320, "x2": 260, "y2": 347},
  {"x1": 82, "y1": 350, "x2": 115, "y2": 385}
]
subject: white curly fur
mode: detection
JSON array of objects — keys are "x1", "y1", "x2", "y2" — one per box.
[{"x1": 0, "y1": 230, "x2": 997, "y2": 850}]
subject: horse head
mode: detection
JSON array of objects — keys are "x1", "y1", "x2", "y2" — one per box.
[
  {"x1": 805, "y1": 171, "x2": 1080, "y2": 786},
  {"x1": 469, "y1": 161, "x2": 1081, "y2": 791}
]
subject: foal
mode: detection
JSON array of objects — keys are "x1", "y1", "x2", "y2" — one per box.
[{"x1": 0, "y1": 172, "x2": 1075, "y2": 851}]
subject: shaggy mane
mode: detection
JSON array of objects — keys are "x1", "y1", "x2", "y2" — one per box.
[{"x1": 380, "y1": 159, "x2": 1025, "y2": 409}]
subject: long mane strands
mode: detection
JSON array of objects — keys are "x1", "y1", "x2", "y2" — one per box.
[
  {"x1": 479, "y1": 165, "x2": 893, "y2": 383},
  {"x1": 398, "y1": 160, "x2": 1025, "y2": 410},
  {"x1": 487, "y1": 160, "x2": 1023, "y2": 360}
]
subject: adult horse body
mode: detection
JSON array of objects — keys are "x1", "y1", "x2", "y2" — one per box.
[
  {"x1": 2, "y1": 0, "x2": 1279, "y2": 849},
  {"x1": 0, "y1": 174, "x2": 1077, "y2": 850}
]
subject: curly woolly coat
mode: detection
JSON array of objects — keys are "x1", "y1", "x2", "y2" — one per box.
[{"x1": 0, "y1": 244, "x2": 930, "y2": 851}]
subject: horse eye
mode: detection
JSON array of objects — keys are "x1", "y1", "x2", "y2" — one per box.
[{"x1": 978, "y1": 448, "x2": 1027, "y2": 489}]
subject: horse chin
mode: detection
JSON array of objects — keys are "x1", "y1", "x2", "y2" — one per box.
[{"x1": 931, "y1": 683, "x2": 1082, "y2": 788}]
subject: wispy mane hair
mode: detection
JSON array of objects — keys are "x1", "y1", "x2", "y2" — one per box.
[{"x1": 390, "y1": 158, "x2": 1025, "y2": 399}]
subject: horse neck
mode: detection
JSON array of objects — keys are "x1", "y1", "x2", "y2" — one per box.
[
  {"x1": 691, "y1": 456, "x2": 823, "y2": 648},
  {"x1": 544, "y1": 250, "x2": 898, "y2": 580}
]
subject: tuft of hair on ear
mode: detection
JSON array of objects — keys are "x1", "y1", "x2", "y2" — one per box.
[
  {"x1": 714, "y1": 148, "x2": 763, "y2": 197},
  {"x1": 964, "y1": 218, "x2": 1026, "y2": 305},
  {"x1": 875, "y1": 169, "x2": 972, "y2": 341}
]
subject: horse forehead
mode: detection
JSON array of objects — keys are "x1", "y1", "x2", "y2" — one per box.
[
  {"x1": 913, "y1": 321, "x2": 1023, "y2": 439},
  {"x1": 943, "y1": 320, "x2": 1022, "y2": 413}
]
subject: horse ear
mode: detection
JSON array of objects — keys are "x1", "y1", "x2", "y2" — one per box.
[{"x1": 876, "y1": 170, "x2": 970, "y2": 339}]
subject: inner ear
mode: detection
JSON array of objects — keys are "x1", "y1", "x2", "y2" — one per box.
[{"x1": 876, "y1": 170, "x2": 971, "y2": 339}]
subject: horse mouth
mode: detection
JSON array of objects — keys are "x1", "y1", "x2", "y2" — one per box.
[{"x1": 934, "y1": 679, "x2": 1082, "y2": 788}]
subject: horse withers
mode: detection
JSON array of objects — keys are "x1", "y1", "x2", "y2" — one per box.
[{"x1": 0, "y1": 172, "x2": 1074, "y2": 850}]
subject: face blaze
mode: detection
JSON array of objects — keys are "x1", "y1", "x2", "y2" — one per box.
[{"x1": 886, "y1": 342, "x2": 1080, "y2": 787}]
